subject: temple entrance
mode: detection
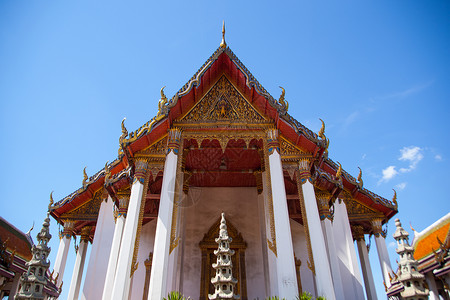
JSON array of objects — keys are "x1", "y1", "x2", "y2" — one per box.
[{"x1": 199, "y1": 217, "x2": 247, "y2": 300}]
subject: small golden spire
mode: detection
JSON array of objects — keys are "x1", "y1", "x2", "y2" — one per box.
[
  {"x1": 318, "y1": 118, "x2": 326, "y2": 139},
  {"x1": 220, "y1": 21, "x2": 226, "y2": 48},
  {"x1": 104, "y1": 161, "x2": 110, "y2": 181},
  {"x1": 82, "y1": 167, "x2": 88, "y2": 187},
  {"x1": 336, "y1": 162, "x2": 342, "y2": 179},
  {"x1": 392, "y1": 189, "x2": 398, "y2": 208},
  {"x1": 357, "y1": 167, "x2": 363, "y2": 188},
  {"x1": 48, "y1": 191, "x2": 54, "y2": 211}
]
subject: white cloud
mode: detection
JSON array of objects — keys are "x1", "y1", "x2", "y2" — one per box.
[
  {"x1": 395, "y1": 182, "x2": 407, "y2": 191},
  {"x1": 435, "y1": 154, "x2": 442, "y2": 161},
  {"x1": 388, "y1": 241, "x2": 397, "y2": 249},
  {"x1": 379, "y1": 166, "x2": 398, "y2": 183},
  {"x1": 362, "y1": 154, "x2": 367, "y2": 160},
  {"x1": 399, "y1": 146, "x2": 423, "y2": 173}
]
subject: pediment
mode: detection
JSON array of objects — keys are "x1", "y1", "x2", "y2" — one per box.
[
  {"x1": 61, "y1": 189, "x2": 104, "y2": 221},
  {"x1": 179, "y1": 75, "x2": 266, "y2": 124}
]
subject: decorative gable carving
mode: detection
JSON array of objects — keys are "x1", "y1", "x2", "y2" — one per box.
[
  {"x1": 345, "y1": 198, "x2": 383, "y2": 220},
  {"x1": 62, "y1": 189, "x2": 104, "y2": 221},
  {"x1": 181, "y1": 75, "x2": 265, "y2": 123}
]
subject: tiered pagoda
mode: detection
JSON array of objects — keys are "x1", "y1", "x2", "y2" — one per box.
[
  {"x1": 387, "y1": 219, "x2": 428, "y2": 300},
  {"x1": 15, "y1": 197, "x2": 59, "y2": 299},
  {"x1": 46, "y1": 24, "x2": 398, "y2": 300},
  {"x1": 209, "y1": 213, "x2": 239, "y2": 300}
]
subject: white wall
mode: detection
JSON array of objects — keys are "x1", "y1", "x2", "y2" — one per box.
[
  {"x1": 290, "y1": 219, "x2": 316, "y2": 297},
  {"x1": 181, "y1": 187, "x2": 265, "y2": 299},
  {"x1": 129, "y1": 219, "x2": 157, "y2": 300}
]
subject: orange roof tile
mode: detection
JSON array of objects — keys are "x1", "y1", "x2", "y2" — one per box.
[{"x1": 414, "y1": 218, "x2": 450, "y2": 260}]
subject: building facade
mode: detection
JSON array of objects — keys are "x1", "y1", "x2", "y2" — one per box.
[{"x1": 48, "y1": 35, "x2": 398, "y2": 300}]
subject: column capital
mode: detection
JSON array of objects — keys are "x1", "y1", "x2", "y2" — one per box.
[
  {"x1": 297, "y1": 158, "x2": 312, "y2": 183},
  {"x1": 352, "y1": 225, "x2": 365, "y2": 241},
  {"x1": 134, "y1": 158, "x2": 149, "y2": 184},
  {"x1": 61, "y1": 220, "x2": 75, "y2": 239},
  {"x1": 315, "y1": 190, "x2": 332, "y2": 221},
  {"x1": 371, "y1": 218, "x2": 387, "y2": 238},
  {"x1": 167, "y1": 128, "x2": 182, "y2": 155},
  {"x1": 266, "y1": 128, "x2": 280, "y2": 155},
  {"x1": 117, "y1": 190, "x2": 130, "y2": 217},
  {"x1": 80, "y1": 226, "x2": 91, "y2": 242}
]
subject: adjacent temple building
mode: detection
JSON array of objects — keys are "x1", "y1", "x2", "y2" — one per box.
[{"x1": 46, "y1": 26, "x2": 400, "y2": 300}]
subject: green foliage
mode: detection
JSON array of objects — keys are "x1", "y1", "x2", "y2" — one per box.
[
  {"x1": 266, "y1": 297, "x2": 285, "y2": 300},
  {"x1": 297, "y1": 292, "x2": 313, "y2": 300},
  {"x1": 163, "y1": 291, "x2": 191, "y2": 300}
]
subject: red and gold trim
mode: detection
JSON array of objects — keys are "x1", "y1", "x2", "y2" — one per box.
[
  {"x1": 167, "y1": 128, "x2": 182, "y2": 155},
  {"x1": 266, "y1": 129, "x2": 280, "y2": 155}
]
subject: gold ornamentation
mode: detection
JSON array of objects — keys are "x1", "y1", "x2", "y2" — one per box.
[
  {"x1": 392, "y1": 189, "x2": 398, "y2": 209},
  {"x1": 296, "y1": 170, "x2": 315, "y2": 275},
  {"x1": 278, "y1": 86, "x2": 289, "y2": 112},
  {"x1": 335, "y1": 162, "x2": 342, "y2": 180},
  {"x1": 357, "y1": 167, "x2": 363, "y2": 188},
  {"x1": 280, "y1": 137, "x2": 305, "y2": 159},
  {"x1": 119, "y1": 118, "x2": 128, "y2": 154},
  {"x1": 298, "y1": 158, "x2": 312, "y2": 183},
  {"x1": 61, "y1": 189, "x2": 104, "y2": 221},
  {"x1": 180, "y1": 75, "x2": 265, "y2": 124},
  {"x1": 351, "y1": 225, "x2": 365, "y2": 241},
  {"x1": 167, "y1": 128, "x2": 182, "y2": 155},
  {"x1": 80, "y1": 226, "x2": 91, "y2": 242},
  {"x1": 104, "y1": 161, "x2": 111, "y2": 182},
  {"x1": 82, "y1": 167, "x2": 88, "y2": 188},
  {"x1": 49, "y1": 192, "x2": 54, "y2": 211},
  {"x1": 266, "y1": 128, "x2": 280, "y2": 155},
  {"x1": 169, "y1": 146, "x2": 184, "y2": 254},
  {"x1": 318, "y1": 118, "x2": 330, "y2": 152},
  {"x1": 343, "y1": 196, "x2": 384, "y2": 222},
  {"x1": 130, "y1": 159, "x2": 151, "y2": 278},
  {"x1": 263, "y1": 138, "x2": 277, "y2": 256},
  {"x1": 315, "y1": 190, "x2": 332, "y2": 221},
  {"x1": 156, "y1": 86, "x2": 168, "y2": 121},
  {"x1": 371, "y1": 218, "x2": 384, "y2": 237},
  {"x1": 220, "y1": 21, "x2": 226, "y2": 48}
]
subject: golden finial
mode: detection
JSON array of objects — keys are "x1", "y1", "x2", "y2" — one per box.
[
  {"x1": 220, "y1": 21, "x2": 226, "y2": 48},
  {"x1": 278, "y1": 86, "x2": 289, "y2": 111},
  {"x1": 392, "y1": 189, "x2": 398, "y2": 208},
  {"x1": 410, "y1": 222, "x2": 416, "y2": 232},
  {"x1": 104, "y1": 161, "x2": 110, "y2": 181},
  {"x1": 357, "y1": 167, "x2": 363, "y2": 188},
  {"x1": 48, "y1": 191, "x2": 54, "y2": 211},
  {"x1": 318, "y1": 118, "x2": 326, "y2": 139},
  {"x1": 336, "y1": 162, "x2": 342, "y2": 179},
  {"x1": 119, "y1": 117, "x2": 128, "y2": 145},
  {"x1": 82, "y1": 167, "x2": 88, "y2": 187}
]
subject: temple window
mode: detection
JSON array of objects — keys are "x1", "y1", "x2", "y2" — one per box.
[
  {"x1": 35, "y1": 285, "x2": 40, "y2": 292},
  {"x1": 38, "y1": 268, "x2": 43, "y2": 276}
]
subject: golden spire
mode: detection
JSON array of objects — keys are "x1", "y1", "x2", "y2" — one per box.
[
  {"x1": 104, "y1": 161, "x2": 110, "y2": 181},
  {"x1": 48, "y1": 191, "x2": 54, "y2": 211},
  {"x1": 392, "y1": 189, "x2": 398, "y2": 208},
  {"x1": 82, "y1": 167, "x2": 88, "y2": 187},
  {"x1": 220, "y1": 21, "x2": 226, "y2": 48},
  {"x1": 357, "y1": 167, "x2": 363, "y2": 188},
  {"x1": 336, "y1": 162, "x2": 342, "y2": 179},
  {"x1": 318, "y1": 118, "x2": 326, "y2": 139}
]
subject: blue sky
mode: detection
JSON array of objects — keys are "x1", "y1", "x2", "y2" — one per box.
[{"x1": 1, "y1": 1, "x2": 449, "y2": 299}]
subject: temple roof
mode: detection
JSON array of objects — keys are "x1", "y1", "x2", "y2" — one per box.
[
  {"x1": 413, "y1": 212, "x2": 450, "y2": 261},
  {"x1": 49, "y1": 43, "x2": 397, "y2": 229},
  {"x1": 0, "y1": 216, "x2": 33, "y2": 261}
]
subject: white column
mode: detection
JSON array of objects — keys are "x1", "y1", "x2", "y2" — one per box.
[
  {"x1": 102, "y1": 193, "x2": 129, "y2": 300},
  {"x1": 298, "y1": 159, "x2": 336, "y2": 300},
  {"x1": 148, "y1": 128, "x2": 181, "y2": 300},
  {"x1": 166, "y1": 171, "x2": 184, "y2": 293},
  {"x1": 336, "y1": 200, "x2": 365, "y2": 300},
  {"x1": 53, "y1": 220, "x2": 74, "y2": 286},
  {"x1": 316, "y1": 192, "x2": 345, "y2": 300},
  {"x1": 353, "y1": 226, "x2": 377, "y2": 300},
  {"x1": 67, "y1": 227, "x2": 90, "y2": 300},
  {"x1": 257, "y1": 170, "x2": 277, "y2": 297},
  {"x1": 425, "y1": 272, "x2": 440, "y2": 300},
  {"x1": 372, "y1": 218, "x2": 393, "y2": 288},
  {"x1": 111, "y1": 159, "x2": 149, "y2": 300},
  {"x1": 266, "y1": 129, "x2": 298, "y2": 299},
  {"x1": 81, "y1": 198, "x2": 115, "y2": 300}
]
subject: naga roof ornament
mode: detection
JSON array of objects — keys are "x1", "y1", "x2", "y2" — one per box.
[
  {"x1": 392, "y1": 189, "x2": 398, "y2": 209},
  {"x1": 278, "y1": 86, "x2": 289, "y2": 113},
  {"x1": 82, "y1": 167, "x2": 88, "y2": 188},
  {"x1": 357, "y1": 167, "x2": 363, "y2": 188}
]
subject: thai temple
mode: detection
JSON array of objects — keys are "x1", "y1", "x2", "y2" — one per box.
[{"x1": 5, "y1": 25, "x2": 418, "y2": 299}]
